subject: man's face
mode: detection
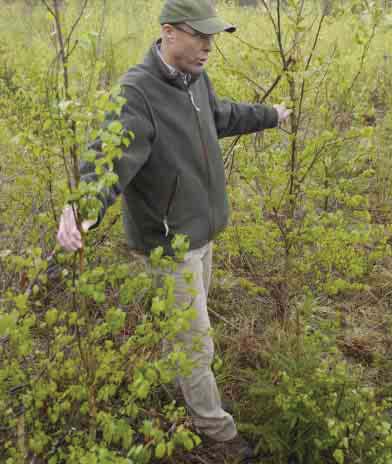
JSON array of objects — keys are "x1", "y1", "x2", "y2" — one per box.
[{"x1": 167, "y1": 24, "x2": 214, "y2": 75}]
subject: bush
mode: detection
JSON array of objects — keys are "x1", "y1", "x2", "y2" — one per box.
[
  {"x1": 0, "y1": 241, "x2": 201, "y2": 463},
  {"x1": 240, "y1": 329, "x2": 392, "y2": 464}
]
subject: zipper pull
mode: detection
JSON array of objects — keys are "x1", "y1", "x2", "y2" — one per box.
[
  {"x1": 188, "y1": 90, "x2": 200, "y2": 112},
  {"x1": 163, "y1": 216, "x2": 169, "y2": 237}
]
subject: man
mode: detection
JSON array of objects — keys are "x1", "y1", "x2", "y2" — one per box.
[{"x1": 58, "y1": 0, "x2": 290, "y2": 461}]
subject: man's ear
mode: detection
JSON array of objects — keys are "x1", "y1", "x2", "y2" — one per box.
[{"x1": 162, "y1": 24, "x2": 175, "y2": 43}]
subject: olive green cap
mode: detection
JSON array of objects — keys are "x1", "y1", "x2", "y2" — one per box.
[{"x1": 159, "y1": 0, "x2": 236, "y2": 34}]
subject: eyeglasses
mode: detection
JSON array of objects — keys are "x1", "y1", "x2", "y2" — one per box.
[{"x1": 172, "y1": 24, "x2": 214, "y2": 41}]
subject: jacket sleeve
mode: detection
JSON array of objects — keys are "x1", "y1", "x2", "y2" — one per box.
[
  {"x1": 80, "y1": 85, "x2": 155, "y2": 226},
  {"x1": 204, "y1": 73, "x2": 278, "y2": 139}
]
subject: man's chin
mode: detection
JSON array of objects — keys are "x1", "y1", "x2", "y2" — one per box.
[
  {"x1": 177, "y1": 63, "x2": 205, "y2": 77},
  {"x1": 188, "y1": 64, "x2": 205, "y2": 76}
]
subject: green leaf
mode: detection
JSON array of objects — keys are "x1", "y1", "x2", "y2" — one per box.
[
  {"x1": 105, "y1": 307, "x2": 126, "y2": 334},
  {"x1": 108, "y1": 120, "x2": 123, "y2": 134},
  {"x1": 333, "y1": 449, "x2": 344, "y2": 464},
  {"x1": 81, "y1": 150, "x2": 97, "y2": 163},
  {"x1": 183, "y1": 436, "x2": 194, "y2": 451},
  {"x1": 155, "y1": 442, "x2": 166, "y2": 458},
  {"x1": 193, "y1": 435, "x2": 201, "y2": 446},
  {"x1": 167, "y1": 441, "x2": 175, "y2": 456},
  {"x1": 136, "y1": 381, "x2": 150, "y2": 400},
  {"x1": 151, "y1": 297, "x2": 165, "y2": 315},
  {"x1": 45, "y1": 308, "x2": 58, "y2": 326},
  {"x1": 15, "y1": 294, "x2": 28, "y2": 311}
]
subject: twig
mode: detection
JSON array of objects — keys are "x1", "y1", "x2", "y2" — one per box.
[
  {"x1": 65, "y1": 0, "x2": 89, "y2": 55},
  {"x1": 276, "y1": 0, "x2": 286, "y2": 68},
  {"x1": 214, "y1": 41, "x2": 267, "y2": 95},
  {"x1": 296, "y1": 12, "x2": 327, "y2": 126},
  {"x1": 345, "y1": 20, "x2": 377, "y2": 99},
  {"x1": 223, "y1": 56, "x2": 293, "y2": 173},
  {"x1": 41, "y1": 0, "x2": 55, "y2": 17},
  {"x1": 298, "y1": 134, "x2": 361, "y2": 185},
  {"x1": 90, "y1": 213, "x2": 120, "y2": 248},
  {"x1": 191, "y1": 454, "x2": 210, "y2": 464},
  {"x1": 260, "y1": 0, "x2": 279, "y2": 48},
  {"x1": 207, "y1": 307, "x2": 238, "y2": 330}
]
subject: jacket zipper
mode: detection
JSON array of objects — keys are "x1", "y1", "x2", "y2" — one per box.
[
  {"x1": 187, "y1": 87, "x2": 214, "y2": 239},
  {"x1": 188, "y1": 90, "x2": 200, "y2": 112},
  {"x1": 163, "y1": 174, "x2": 179, "y2": 237}
]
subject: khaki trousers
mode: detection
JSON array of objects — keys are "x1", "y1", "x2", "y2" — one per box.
[{"x1": 150, "y1": 242, "x2": 237, "y2": 441}]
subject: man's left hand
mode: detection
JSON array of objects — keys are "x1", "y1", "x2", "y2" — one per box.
[{"x1": 273, "y1": 104, "x2": 292, "y2": 124}]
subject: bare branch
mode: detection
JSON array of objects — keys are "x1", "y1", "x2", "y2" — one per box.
[
  {"x1": 232, "y1": 34, "x2": 279, "y2": 57},
  {"x1": 65, "y1": 0, "x2": 89, "y2": 59},
  {"x1": 259, "y1": 0, "x2": 279, "y2": 39},
  {"x1": 41, "y1": 0, "x2": 55, "y2": 18},
  {"x1": 298, "y1": 135, "x2": 361, "y2": 186},
  {"x1": 215, "y1": 41, "x2": 267, "y2": 94},
  {"x1": 305, "y1": 13, "x2": 326, "y2": 72},
  {"x1": 297, "y1": 12, "x2": 327, "y2": 127},
  {"x1": 276, "y1": 0, "x2": 286, "y2": 68},
  {"x1": 223, "y1": 55, "x2": 294, "y2": 173},
  {"x1": 345, "y1": 20, "x2": 377, "y2": 99}
]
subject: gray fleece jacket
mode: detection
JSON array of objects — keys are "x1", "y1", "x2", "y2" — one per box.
[{"x1": 82, "y1": 41, "x2": 278, "y2": 255}]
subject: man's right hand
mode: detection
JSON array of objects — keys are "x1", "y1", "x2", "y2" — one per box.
[{"x1": 57, "y1": 206, "x2": 96, "y2": 251}]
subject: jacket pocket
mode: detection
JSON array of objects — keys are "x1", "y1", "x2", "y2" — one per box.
[{"x1": 163, "y1": 174, "x2": 180, "y2": 237}]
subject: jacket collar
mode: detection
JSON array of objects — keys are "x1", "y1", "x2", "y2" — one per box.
[
  {"x1": 155, "y1": 43, "x2": 178, "y2": 76},
  {"x1": 143, "y1": 40, "x2": 201, "y2": 89}
]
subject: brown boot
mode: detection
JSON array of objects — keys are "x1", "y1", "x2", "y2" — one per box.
[{"x1": 202, "y1": 433, "x2": 255, "y2": 463}]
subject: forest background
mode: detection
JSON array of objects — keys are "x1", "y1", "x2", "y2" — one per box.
[{"x1": 1, "y1": 0, "x2": 392, "y2": 463}]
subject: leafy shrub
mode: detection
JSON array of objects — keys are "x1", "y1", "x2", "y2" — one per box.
[
  {"x1": 0, "y1": 240, "x2": 201, "y2": 463},
  {"x1": 240, "y1": 330, "x2": 392, "y2": 464}
]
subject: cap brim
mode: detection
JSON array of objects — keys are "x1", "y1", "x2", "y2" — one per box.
[{"x1": 185, "y1": 16, "x2": 236, "y2": 34}]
